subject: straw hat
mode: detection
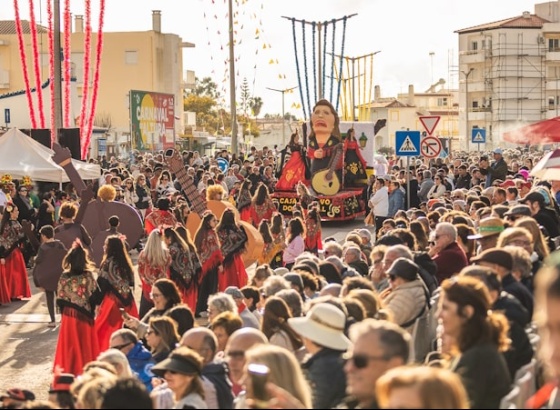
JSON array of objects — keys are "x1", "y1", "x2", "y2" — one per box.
[
  {"x1": 288, "y1": 303, "x2": 350, "y2": 351},
  {"x1": 467, "y1": 217, "x2": 505, "y2": 240}
]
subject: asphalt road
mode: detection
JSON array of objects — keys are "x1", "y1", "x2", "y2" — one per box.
[{"x1": 0, "y1": 217, "x2": 365, "y2": 399}]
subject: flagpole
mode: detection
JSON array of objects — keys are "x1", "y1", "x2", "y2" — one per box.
[{"x1": 53, "y1": 0, "x2": 63, "y2": 142}]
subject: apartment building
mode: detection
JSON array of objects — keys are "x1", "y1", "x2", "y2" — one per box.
[
  {"x1": 0, "y1": 10, "x2": 194, "y2": 154},
  {"x1": 456, "y1": 0, "x2": 560, "y2": 150}
]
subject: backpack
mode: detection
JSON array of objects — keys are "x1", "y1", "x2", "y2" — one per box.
[{"x1": 414, "y1": 252, "x2": 439, "y2": 296}]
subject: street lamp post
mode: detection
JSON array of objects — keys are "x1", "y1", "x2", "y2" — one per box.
[
  {"x1": 266, "y1": 86, "x2": 298, "y2": 146},
  {"x1": 228, "y1": 0, "x2": 238, "y2": 154},
  {"x1": 462, "y1": 68, "x2": 474, "y2": 152}
]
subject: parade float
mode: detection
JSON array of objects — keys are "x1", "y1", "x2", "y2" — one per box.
[{"x1": 271, "y1": 14, "x2": 386, "y2": 221}]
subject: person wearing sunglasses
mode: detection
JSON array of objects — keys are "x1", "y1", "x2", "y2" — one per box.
[
  {"x1": 344, "y1": 319, "x2": 410, "y2": 409},
  {"x1": 109, "y1": 328, "x2": 155, "y2": 392}
]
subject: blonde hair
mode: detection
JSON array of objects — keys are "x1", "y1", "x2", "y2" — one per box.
[
  {"x1": 376, "y1": 365, "x2": 469, "y2": 409},
  {"x1": 143, "y1": 229, "x2": 170, "y2": 267},
  {"x1": 97, "y1": 184, "x2": 117, "y2": 201},
  {"x1": 497, "y1": 227, "x2": 533, "y2": 249},
  {"x1": 206, "y1": 184, "x2": 226, "y2": 201},
  {"x1": 514, "y1": 217, "x2": 549, "y2": 259},
  {"x1": 245, "y1": 344, "x2": 312, "y2": 408},
  {"x1": 97, "y1": 348, "x2": 133, "y2": 377}
]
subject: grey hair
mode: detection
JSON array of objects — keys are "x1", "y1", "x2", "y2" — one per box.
[
  {"x1": 208, "y1": 292, "x2": 237, "y2": 314},
  {"x1": 503, "y1": 245, "x2": 532, "y2": 279},
  {"x1": 386, "y1": 244, "x2": 413, "y2": 260},
  {"x1": 276, "y1": 288, "x2": 304, "y2": 318},
  {"x1": 262, "y1": 276, "x2": 291, "y2": 298},
  {"x1": 436, "y1": 222, "x2": 458, "y2": 242},
  {"x1": 323, "y1": 241, "x2": 344, "y2": 258},
  {"x1": 348, "y1": 319, "x2": 411, "y2": 363},
  {"x1": 423, "y1": 170, "x2": 432, "y2": 179},
  {"x1": 110, "y1": 328, "x2": 138, "y2": 345}
]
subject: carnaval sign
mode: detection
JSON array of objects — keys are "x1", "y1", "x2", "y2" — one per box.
[{"x1": 130, "y1": 90, "x2": 175, "y2": 150}]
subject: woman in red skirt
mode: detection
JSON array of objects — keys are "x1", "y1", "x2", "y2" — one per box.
[
  {"x1": 93, "y1": 235, "x2": 139, "y2": 351},
  {"x1": 236, "y1": 180, "x2": 253, "y2": 224},
  {"x1": 0, "y1": 203, "x2": 31, "y2": 301},
  {"x1": 217, "y1": 209, "x2": 249, "y2": 290},
  {"x1": 163, "y1": 227, "x2": 201, "y2": 313},
  {"x1": 53, "y1": 240, "x2": 99, "y2": 376}
]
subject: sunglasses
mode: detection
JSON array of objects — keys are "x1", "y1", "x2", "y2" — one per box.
[
  {"x1": 111, "y1": 342, "x2": 132, "y2": 351},
  {"x1": 227, "y1": 350, "x2": 245, "y2": 359},
  {"x1": 343, "y1": 352, "x2": 389, "y2": 369}
]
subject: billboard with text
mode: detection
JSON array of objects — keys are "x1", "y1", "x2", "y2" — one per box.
[{"x1": 130, "y1": 90, "x2": 174, "y2": 150}]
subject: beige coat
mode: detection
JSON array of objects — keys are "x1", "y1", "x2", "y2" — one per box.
[{"x1": 383, "y1": 279, "x2": 428, "y2": 330}]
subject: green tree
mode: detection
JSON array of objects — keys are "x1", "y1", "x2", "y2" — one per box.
[
  {"x1": 250, "y1": 96, "x2": 263, "y2": 120},
  {"x1": 193, "y1": 77, "x2": 220, "y2": 99},
  {"x1": 183, "y1": 77, "x2": 223, "y2": 134},
  {"x1": 240, "y1": 77, "x2": 251, "y2": 117}
]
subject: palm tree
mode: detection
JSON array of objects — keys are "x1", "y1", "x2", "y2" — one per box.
[{"x1": 250, "y1": 96, "x2": 263, "y2": 128}]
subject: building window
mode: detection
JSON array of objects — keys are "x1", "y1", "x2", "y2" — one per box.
[
  {"x1": 549, "y1": 97, "x2": 555, "y2": 109},
  {"x1": 470, "y1": 41, "x2": 478, "y2": 52},
  {"x1": 125, "y1": 50, "x2": 138, "y2": 65},
  {"x1": 549, "y1": 39, "x2": 560, "y2": 52},
  {"x1": 437, "y1": 97, "x2": 448, "y2": 107}
]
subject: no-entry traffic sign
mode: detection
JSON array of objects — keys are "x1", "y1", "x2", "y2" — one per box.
[{"x1": 421, "y1": 136, "x2": 442, "y2": 158}]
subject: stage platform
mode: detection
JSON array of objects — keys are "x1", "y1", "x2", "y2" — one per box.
[{"x1": 271, "y1": 188, "x2": 366, "y2": 221}]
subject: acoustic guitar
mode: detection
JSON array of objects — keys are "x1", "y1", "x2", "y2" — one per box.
[
  {"x1": 164, "y1": 149, "x2": 263, "y2": 266},
  {"x1": 311, "y1": 144, "x2": 343, "y2": 196}
]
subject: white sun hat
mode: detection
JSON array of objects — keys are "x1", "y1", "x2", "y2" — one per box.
[{"x1": 288, "y1": 303, "x2": 351, "y2": 351}]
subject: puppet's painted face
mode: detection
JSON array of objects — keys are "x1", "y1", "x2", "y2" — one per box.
[{"x1": 312, "y1": 104, "x2": 335, "y2": 135}]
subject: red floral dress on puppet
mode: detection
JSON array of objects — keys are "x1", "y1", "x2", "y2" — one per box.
[
  {"x1": 217, "y1": 219, "x2": 249, "y2": 291},
  {"x1": 0, "y1": 207, "x2": 31, "y2": 301},
  {"x1": 343, "y1": 130, "x2": 368, "y2": 188},
  {"x1": 93, "y1": 258, "x2": 139, "y2": 351},
  {"x1": 275, "y1": 140, "x2": 308, "y2": 191},
  {"x1": 53, "y1": 268, "x2": 99, "y2": 376},
  {"x1": 168, "y1": 241, "x2": 201, "y2": 313}
]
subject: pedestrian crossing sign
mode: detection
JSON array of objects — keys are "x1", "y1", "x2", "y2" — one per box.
[
  {"x1": 396, "y1": 131, "x2": 420, "y2": 157},
  {"x1": 471, "y1": 128, "x2": 486, "y2": 143}
]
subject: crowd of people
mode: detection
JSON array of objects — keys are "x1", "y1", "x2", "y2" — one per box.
[{"x1": 2, "y1": 114, "x2": 560, "y2": 408}]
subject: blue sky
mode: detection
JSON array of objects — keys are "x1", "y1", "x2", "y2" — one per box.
[{"x1": 3, "y1": 0, "x2": 539, "y2": 117}]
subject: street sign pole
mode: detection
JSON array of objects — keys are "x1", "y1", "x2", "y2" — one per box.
[{"x1": 406, "y1": 156, "x2": 410, "y2": 209}]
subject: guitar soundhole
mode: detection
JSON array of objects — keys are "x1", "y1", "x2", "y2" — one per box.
[{"x1": 328, "y1": 182, "x2": 332, "y2": 188}]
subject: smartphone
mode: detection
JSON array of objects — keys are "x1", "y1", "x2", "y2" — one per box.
[
  {"x1": 119, "y1": 308, "x2": 130, "y2": 319},
  {"x1": 165, "y1": 149, "x2": 174, "y2": 158},
  {"x1": 248, "y1": 363, "x2": 270, "y2": 409}
]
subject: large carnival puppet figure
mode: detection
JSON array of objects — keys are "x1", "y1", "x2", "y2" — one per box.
[
  {"x1": 307, "y1": 100, "x2": 344, "y2": 196},
  {"x1": 343, "y1": 127, "x2": 368, "y2": 187},
  {"x1": 275, "y1": 130, "x2": 309, "y2": 191}
]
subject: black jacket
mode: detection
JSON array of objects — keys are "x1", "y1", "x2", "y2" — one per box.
[
  {"x1": 302, "y1": 347, "x2": 347, "y2": 409},
  {"x1": 203, "y1": 361, "x2": 234, "y2": 409}
]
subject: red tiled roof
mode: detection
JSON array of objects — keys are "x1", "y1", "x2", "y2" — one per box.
[
  {"x1": 455, "y1": 14, "x2": 550, "y2": 34},
  {"x1": 0, "y1": 21, "x2": 48, "y2": 35}
]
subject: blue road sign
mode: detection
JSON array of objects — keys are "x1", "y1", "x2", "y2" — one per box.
[
  {"x1": 471, "y1": 128, "x2": 486, "y2": 143},
  {"x1": 4, "y1": 108, "x2": 10, "y2": 124},
  {"x1": 217, "y1": 157, "x2": 229, "y2": 172},
  {"x1": 395, "y1": 131, "x2": 420, "y2": 157}
]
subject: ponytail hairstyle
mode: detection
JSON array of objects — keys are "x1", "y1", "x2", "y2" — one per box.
[{"x1": 441, "y1": 276, "x2": 510, "y2": 353}]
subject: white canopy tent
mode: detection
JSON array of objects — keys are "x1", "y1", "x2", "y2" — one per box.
[{"x1": 0, "y1": 128, "x2": 101, "y2": 183}]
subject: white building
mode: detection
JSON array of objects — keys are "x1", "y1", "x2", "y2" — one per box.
[{"x1": 456, "y1": 1, "x2": 560, "y2": 150}]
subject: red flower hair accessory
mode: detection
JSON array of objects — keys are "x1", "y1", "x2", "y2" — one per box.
[{"x1": 71, "y1": 238, "x2": 83, "y2": 249}]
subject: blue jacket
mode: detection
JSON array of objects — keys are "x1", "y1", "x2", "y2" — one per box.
[
  {"x1": 127, "y1": 342, "x2": 155, "y2": 391},
  {"x1": 388, "y1": 187, "x2": 405, "y2": 217}
]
